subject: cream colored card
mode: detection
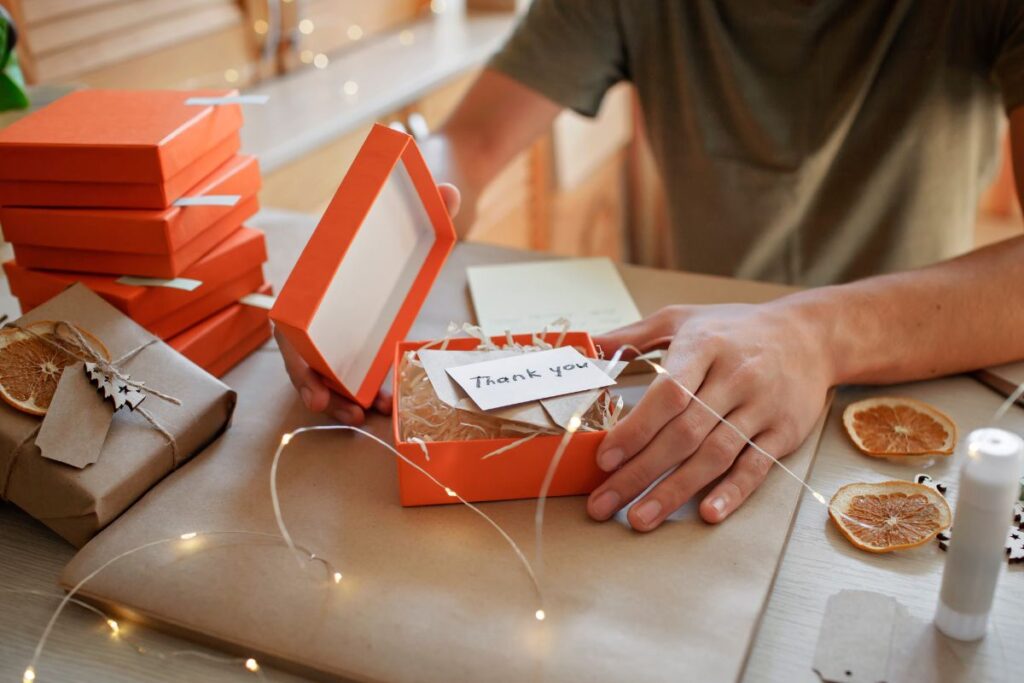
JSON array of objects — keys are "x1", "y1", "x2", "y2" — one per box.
[{"x1": 467, "y1": 258, "x2": 642, "y2": 335}]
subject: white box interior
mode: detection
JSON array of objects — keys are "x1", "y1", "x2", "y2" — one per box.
[{"x1": 307, "y1": 159, "x2": 435, "y2": 390}]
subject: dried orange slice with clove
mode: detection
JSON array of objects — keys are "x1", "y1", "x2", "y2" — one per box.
[
  {"x1": 829, "y1": 481, "x2": 952, "y2": 553},
  {"x1": 843, "y1": 397, "x2": 956, "y2": 457},
  {"x1": 0, "y1": 320, "x2": 109, "y2": 416}
]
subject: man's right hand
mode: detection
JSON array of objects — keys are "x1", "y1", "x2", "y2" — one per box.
[{"x1": 275, "y1": 183, "x2": 461, "y2": 425}]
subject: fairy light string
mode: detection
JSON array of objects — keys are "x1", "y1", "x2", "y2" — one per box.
[
  {"x1": 3, "y1": 589, "x2": 265, "y2": 680},
  {"x1": 22, "y1": 529, "x2": 335, "y2": 683},
  {"x1": 269, "y1": 425, "x2": 545, "y2": 617},
  {"x1": 25, "y1": 326, "x2": 994, "y2": 679}
]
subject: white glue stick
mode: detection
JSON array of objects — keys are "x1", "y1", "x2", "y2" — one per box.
[{"x1": 935, "y1": 428, "x2": 1023, "y2": 641}]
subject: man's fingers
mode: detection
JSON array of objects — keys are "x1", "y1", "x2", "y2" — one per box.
[
  {"x1": 593, "y1": 307, "x2": 691, "y2": 358},
  {"x1": 374, "y1": 389, "x2": 394, "y2": 415},
  {"x1": 276, "y1": 325, "x2": 391, "y2": 421},
  {"x1": 588, "y1": 397, "x2": 732, "y2": 521},
  {"x1": 327, "y1": 393, "x2": 366, "y2": 426},
  {"x1": 595, "y1": 352, "x2": 713, "y2": 471},
  {"x1": 588, "y1": 369, "x2": 735, "y2": 521},
  {"x1": 438, "y1": 183, "x2": 461, "y2": 217},
  {"x1": 700, "y1": 430, "x2": 790, "y2": 524},
  {"x1": 626, "y1": 410, "x2": 763, "y2": 532},
  {"x1": 275, "y1": 326, "x2": 331, "y2": 412}
]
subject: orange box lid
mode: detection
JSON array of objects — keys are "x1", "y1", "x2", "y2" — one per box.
[
  {"x1": 9, "y1": 194, "x2": 257, "y2": 278},
  {"x1": 4, "y1": 226, "x2": 267, "y2": 323},
  {"x1": 270, "y1": 124, "x2": 457, "y2": 409},
  {"x1": 13, "y1": 268, "x2": 267, "y2": 340},
  {"x1": 0, "y1": 155, "x2": 261, "y2": 254},
  {"x1": 0, "y1": 132, "x2": 240, "y2": 209},
  {"x1": 0, "y1": 89, "x2": 243, "y2": 184}
]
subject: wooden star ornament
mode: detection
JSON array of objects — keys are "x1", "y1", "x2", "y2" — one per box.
[{"x1": 84, "y1": 361, "x2": 146, "y2": 411}]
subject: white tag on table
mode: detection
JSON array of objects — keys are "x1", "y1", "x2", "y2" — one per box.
[
  {"x1": 185, "y1": 95, "x2": 270, "y2": 106},
  {"x1": 239, "y1": 292, "x2": 276, "y2": 310},
  {"x1": 446, "y1": 347, "x2": 616, "y2": 411},
  {"x1": 173, "y1": 194, "x2": 241, "y2": 207},
  {"x1": 116, "y1": 276, "x2": 202, "y2": 291}
]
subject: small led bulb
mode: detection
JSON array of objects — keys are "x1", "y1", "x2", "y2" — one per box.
[
  {"x1": 245, "y1": 658, "x2": 260, "y2": 672},
  {"x1": 180, "y1": 532, "x2": 198, "y2": 540},
  {"x1": 333, "y1": 572, "x2": 343, "y2": 584},
  {"x1": 106, "y1": 619, "x2": 120, "y2": 634},
  {"x1": 534, "y1": 609, "x2": 546, "y2": 621},
  {"x1": 23, "y1": 666, "x2": 36, "y2": 682}
]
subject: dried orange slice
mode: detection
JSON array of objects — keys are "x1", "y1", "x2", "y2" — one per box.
[
  {"x1": 0, "y1": 321, "x2": 109, "y2": 416},
  {"x1": 843, "y1": 397, "x2": 955, "y2": 457},
  {"x1": 829, "y1": 481, "x2": 951, "y2": 553}
]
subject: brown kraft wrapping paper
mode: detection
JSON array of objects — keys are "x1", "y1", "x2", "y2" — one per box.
[
  {"x1": 60, "y1": 244, "x2": 832, "y2": 683},
  {"x1": 0, "y1": 284, "x2": 237, "y2": 547}
]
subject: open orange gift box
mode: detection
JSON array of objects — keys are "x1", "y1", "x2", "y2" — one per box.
[
  {"x1": 5, "y1": 226, "x2": 267, "y2": 339},
  {"x1": 1, "y1": 155, "x2": 261, "y2": 278},
  {"x1": 0, "y1": 89, "x2": 243, "y2": 209},
  {"x1": 271, "y1": 123, "x2": 609, "y2": 506}
]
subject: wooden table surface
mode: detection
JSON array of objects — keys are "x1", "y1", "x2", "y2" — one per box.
[{"x1": 1, "y1": 209, "x2": 1021, "y2": 682}]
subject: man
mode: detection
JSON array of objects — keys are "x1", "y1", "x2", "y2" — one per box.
[{"x1": 279, "y1": 0, "x2": 1024, "y2": 533}]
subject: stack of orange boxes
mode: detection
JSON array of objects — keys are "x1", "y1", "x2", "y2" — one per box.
[{"x1": 0, "y1": 89, "x2": 273, "y2": 377}]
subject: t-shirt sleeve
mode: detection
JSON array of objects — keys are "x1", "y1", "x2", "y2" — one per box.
[
  {"x1": 487, "y1": 0, "x2": 627, "y2": 117},
  {"x1": 988, "y1": 1, "x2": 1024, "y2": 112}
]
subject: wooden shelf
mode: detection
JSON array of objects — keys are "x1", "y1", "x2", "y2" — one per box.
[{"x1": 240, "y1": 12, "x2": 515, "y2": 173}]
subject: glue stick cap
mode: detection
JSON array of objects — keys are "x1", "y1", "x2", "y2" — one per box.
[
  {"x1": 965, "y1": 428, "x2": 1024, "y2": 488},
  {"x1": 934, "y1": 428, "x2": 1023, "y2": 641}
]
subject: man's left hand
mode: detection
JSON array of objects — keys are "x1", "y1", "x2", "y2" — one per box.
[{"x1": 589, "y1": 301, "x2": 834, "y2": 530}]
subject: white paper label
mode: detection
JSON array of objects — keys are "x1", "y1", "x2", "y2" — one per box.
[
  {"x1": 239, "y1": 292, "x2": 275, "y2": 310},
  {"x1": 446, "y1": 347, "x2": 615, "y2": 411},
  {"x1": 116, "y1": 276, "x2": 203, "y2": 291},
  {"x1": 184, "y1": 95, "x2": 270, "y2": 106},
  {"x1": 173, "y1": 194, "x2": 241, "y2": 207}
]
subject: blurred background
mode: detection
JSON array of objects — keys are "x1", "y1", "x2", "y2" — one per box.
[{"x1": 0, "y1": 0, "x2": 1019, "y2": 266}]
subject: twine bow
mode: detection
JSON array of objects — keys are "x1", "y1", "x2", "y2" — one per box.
[{"x1": 4, "y1": 321, "x2": 182, "y2": 464}]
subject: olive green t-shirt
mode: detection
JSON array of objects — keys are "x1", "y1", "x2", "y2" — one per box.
[{"x1": 489, "y1": 0, "x2": 1024, "y2": 285}]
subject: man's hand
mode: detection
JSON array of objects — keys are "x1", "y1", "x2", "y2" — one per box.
[
  {"x1": 588, "y1": 301, "x2": 834, "y2": 530},
  {"x1": 276, "y1": 183, "x2": 461, "y2": 425}
]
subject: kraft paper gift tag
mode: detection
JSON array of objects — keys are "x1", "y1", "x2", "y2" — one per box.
[
  {"x1": 541, "y1": 359, "x2": 627, "y2": 429},
  {"x1": 418, "y1": 348, "x2": 560, "y2": 431},
  {"x1": 35, "y1": 363, "x2": 113, "y2": 469},
  {"x1": 0, "y1": 284, "x2": 237, "y2": 546}
]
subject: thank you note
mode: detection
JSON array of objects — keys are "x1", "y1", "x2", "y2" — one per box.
[{"x1": 446, "y1": 347, "x2": 616, "y2": 411}]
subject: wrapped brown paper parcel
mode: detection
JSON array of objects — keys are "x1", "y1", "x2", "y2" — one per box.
[{"x1": 0, "y1": 284, "x2": 236, "y2": 546}]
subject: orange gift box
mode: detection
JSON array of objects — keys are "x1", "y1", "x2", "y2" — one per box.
[
  {"x1": 0, "y1": 89, "x2": 243, "y2": 183},
  {"x1": 392, "y1": 333, "x2": 609, "y2": 506},
  {"x1": 5, "y1": 227, "x2": 267, "y2": 339},
  {"x1": 206, "y1": 324, "x2": 272, "y2": 377},
  {"x1": 0, "y1": 133, "x2": 240, "y2": 210},
  {"x1": 3, "y1": 156, "x2": 261, "y2": 278},
  {"x1": 271, "y1": 123, "x2": 457, "y2": 408},
  {"x1": 169, "y1": 284, "x2": 272, "y2": 375}
]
